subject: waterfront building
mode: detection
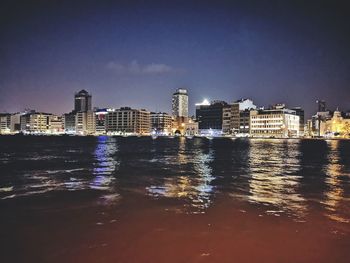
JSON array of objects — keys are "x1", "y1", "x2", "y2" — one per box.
[
  {"x1": 95, "y1": 109, "x2": 108, "y2": 135},
  {"x1": 291, "y1": 107, "x2": 305, "y2": 137},
  {"x1": 106, "y1": 107, "x2": 150, "y2": 135},
  {"x1": 74, "y1": 89, "x2": 92, "y2": 112},
  {"x1": 250, "y1": 104, "x2": 300, "y2": 138},
  {"x1": 150, "y1": 112, "x2": 172, "y2": 135},
  {"x1": 75, "y1": 111, "x2": 95, "y2": 135},
  {"x1": 63, "y1": 112, "x2": 76, "y2": 133},
  {"x1": 184, "y1": 118, "x2": 199, "y2": 136},
  {"x1": 311, "y1": 111, "x2": 332, "y2": 137},
  {"x1": 196, "y1": 100, "x2": 228, "y2": 135},
  {"x1": 222, "y1": 99, "x2": 256, "y2": 135},
  {"x1": 222, "y1": 106, "x2": 232, "y2": 134},
  {"x1": 172, "y1": 88, "x2": 188, "y2": 119},
  {"x1": 304, "y1": 120, "x2": 313, "y2": 137},
  {"x1": 10, "y1": 113, "x2": 21, "y2": 132},
  {"x1": 324, "y1": 110, "x2": 350, "y2": 138},
  {"x1": 239, "y1": 109, "x2": 252, "y2": 134},
  {"x1": 0, "y1": 113, "x2": 11, "y2": 134},
  {"x1": 19, "y1": 112, "x2": 52, "y2": 133},
  {"x1": 49, "y1": 115, "x2": 63, "y2": 133}
]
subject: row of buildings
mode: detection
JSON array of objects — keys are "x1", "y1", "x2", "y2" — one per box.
[
  {"x1": 1, "y1": 89, "x2": 349, "y2": 138},
  {"x1": 305, "y1": 100, "x2": 350, "y2": 138}
]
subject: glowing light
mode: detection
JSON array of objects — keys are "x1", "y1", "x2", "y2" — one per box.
[{"x1": 195, "y1": 99, "x2": 210, "y2": 106}]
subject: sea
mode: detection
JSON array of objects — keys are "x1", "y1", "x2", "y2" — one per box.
[{"x1": 0, "y1": 136, "x2": 350, "y2": 262}]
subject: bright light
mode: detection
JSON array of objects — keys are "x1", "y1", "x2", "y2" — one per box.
[{"x1": 195, "y1": 99, "x2": 210, "y2": 106}]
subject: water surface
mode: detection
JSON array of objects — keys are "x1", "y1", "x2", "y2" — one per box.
[{"x1": 1, "y1": 136, "x2": 350, "y2": 262}]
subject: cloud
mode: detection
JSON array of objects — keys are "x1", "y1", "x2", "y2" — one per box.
[{"x1": 106, "y1": 60, "x2": 182, "y2": 75}]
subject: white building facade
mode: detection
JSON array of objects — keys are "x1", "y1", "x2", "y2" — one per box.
[
  {"x1": 250, "y1": 107, "x2": 300, "y2": 138},
  {"x1": 172, "y1": 88, "x2": 188, "y2": 118}
]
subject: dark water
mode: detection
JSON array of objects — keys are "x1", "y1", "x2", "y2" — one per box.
[{"x1": 1, "y1": 136, "x2": 350, "y2": 262}]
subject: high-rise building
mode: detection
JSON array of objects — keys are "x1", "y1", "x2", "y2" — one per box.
[
  {"x1": 196, "y1": 100, "x2": 228, "y2": 135},
  {"x1": 74, "y1": 90, "x2": 92, "y2": 112},
  {"x1": 106, "y1": 107, "x2": 150, "y2": 135},
  {"x1": 172, "y1": 88, "x2": 188, "y2": 118}
]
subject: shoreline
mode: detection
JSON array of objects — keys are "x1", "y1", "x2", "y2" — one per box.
[{"x1": 0, "y1": 133, "x2": 349, "y2": 141}]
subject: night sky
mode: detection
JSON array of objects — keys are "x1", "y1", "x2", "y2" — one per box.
[{"x1": 1, "y1": 0, "x2": 349, "y2": 117}]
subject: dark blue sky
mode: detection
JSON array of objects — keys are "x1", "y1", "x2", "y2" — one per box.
[{"x1": 1, "y1": 0, "x2": 349, "y2": 117}]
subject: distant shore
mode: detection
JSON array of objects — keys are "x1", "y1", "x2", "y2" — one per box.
[{"x1": 0, "y1": 133, "x2": 349, "y2": 140}]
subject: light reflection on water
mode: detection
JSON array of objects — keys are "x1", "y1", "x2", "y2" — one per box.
[
  {"x1": 247, "y1": 139, "x2": 307, "y2": 218},
  {"x1": 91, "y1": 136, "x2": 120, "y2": 204},
  {"x1": 0, "y1": 136, "x2": 350, "y2": 224},
  {"x1": 147, "y1": 138, "x2": 214, "y2": 213},
  {"x1": 323, "y1": 140, "x2": 350, "y2": 223}
]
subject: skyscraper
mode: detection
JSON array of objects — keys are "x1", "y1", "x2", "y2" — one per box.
[
  {"x1": 74, "y1": 90, "x2": 92, "y2": 112},
  {"x1": 172, "y1": 88, "x2": 188, "y2": 118}
]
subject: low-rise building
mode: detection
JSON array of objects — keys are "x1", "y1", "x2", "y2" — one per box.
[
  {"x1": 184, "y1": 118, "x2": 199, "y2": 136},
  {"x1": 250, "y1": 104, "x2": 300, "y2": 138},
  {"x1": 325, "y1": 110, "x2": 350, "y2": 138}
]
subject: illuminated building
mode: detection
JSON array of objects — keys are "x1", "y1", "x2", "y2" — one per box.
[
  {"x1": 150, "y1": 112, "x2": 172, "y2": 135},
  {"x1": 63, "y1": 112, "x2": 76, "y2": 133},
  {"x1": 184, "y1": 118, "x2": 199, "y2": 136},
  {"x1": 250, "y1": 104, "x2": 300, "y2": 138},
  {"x1": 95, "y1": 109, "x2": 108, "y2": 135},
  {"x1": 74, "y1": 89, "x2": 92, "y2": 112},
  {"x1": 196, "y1": 100, "x2": 228, "y2": 135},
  {"x1": 10, "y1": 113, "x2": 21, "y2": 132},
  {"x1": 106, "y1": 107, "x2": 150, "y2": 135},
  {"x1": 172, "y1": 88, "x2": 188, "y2": 119},
  {"x1": 325, "y1": 110, "x2": 350, "y2": 138},
  {"x1": 19, "y1": 112, "x2": 52, "y2": 133},
  {"x1": 222, "y1": 106, "x2": 232, "y2": 134},
  {"x1": 49, "y1": 115, "x2": 63, "y2": 133},
  {"x1": 311, "y1": 111, "x2": 331, "y2": 137},
  {"x1": 222, "y1": 99, "x2": 256, "y2": 135},
  {"x1": 75, "y1": 111, "x2": 95, "y2": 135},
  {"x1": 0, "y1": 113, "x2": 11, "y2": 134}
]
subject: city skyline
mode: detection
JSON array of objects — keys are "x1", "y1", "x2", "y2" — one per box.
[{"x1": 1, "y1": 0, "x2": 350, "y2": 118}]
